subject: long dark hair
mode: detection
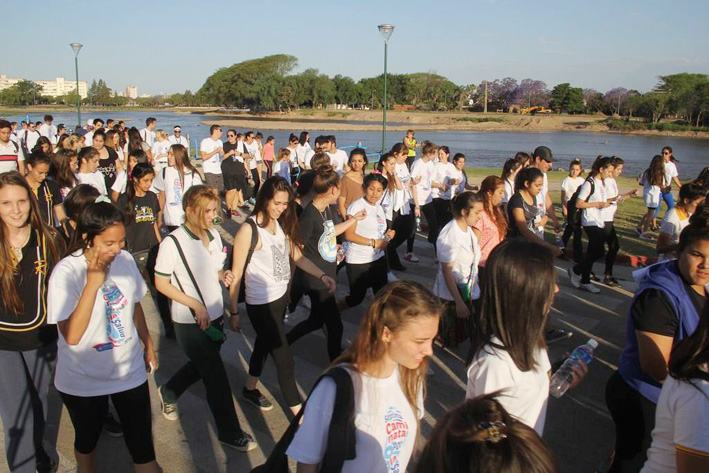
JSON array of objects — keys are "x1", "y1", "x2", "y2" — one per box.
[
  {"x1": 127, "y1": 127, "x2": 145, "y2": 154},
  {"x1": 122, "y1": 162, "x2": 155, "y2": 220},
  {"x1": 471, "y1": 240, "x2": 556, "y2": 370},
  {"x1": 479, "y1": 176, "x2": 508, "y2": 236},
  {"x1": 170, "y1": 144, "x2": 199, "y2": 187},
  {"x1": 415, "y1": 393, "x2": 557, "y2": 473},
  {"x1": 645, "y1": 155, "x2": 665, "y2": 187},
  {"x1": 52, "y1": 148, "x2": 79, "y2": 190},
  {"x1": 69, "y1": 200, "x2": 125, "y2": 254},
  {"x1": 298, "y1": 131, "x2": 309, "y2": 145},
  {"x1": 589, "y1": 156, "x2": 614, "y2": 179},
  {"x1": 0, "y1": 172, "x2": 65, "y2": 313},
  {"x1": 451, "y1": 191, "x2": 483, "y2": 219},
  {"x1": 502, "y1": 158, "x2": 522, "y2": 181},
  {"x1": 253, "y1": 176, "x2": 302, "y2": 248},
  {"x1": 514, "y1": 167, "x2": 543, "y2": 193}
]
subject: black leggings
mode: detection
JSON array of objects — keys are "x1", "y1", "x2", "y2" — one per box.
[
  {"x1": 147, "y1": 244, "x2": 173, "y2": 334},
  {"x1": 603, "y1": 222, "x2": 620, "y2": 276},
  {"x1": 573, "y1": 225, "x2": 605, "y2": 284},
  {"x1": 387, "y1": 210, "x2": 413, "y2": 268},
  {"x1": 605, "y1": 371, "x2": 656, "y2": 473},
  {"x1": 246, "y1": 293, "x2": 301, "y2": 407},
  {"x1": 407, "y1": 201, "x2": 437, "y2": 252},
  {"x1": 562, "y1": 220, "x2": 583, "y2": 263},
  {"x1": 59, "y1": 382, "x2": 155, "y2": 464},
  {"x1": 287, "y1": 274, "x2": 343, "y2": 361},
  {"x1": 250, "y1": 168, "x2": 261, "y2": 196},
  {"x1": 432, "y1": 197, "x2": 453, "y2": 229},
  {"x1": 345, "y1": 257, "x2": 388, "y2": 308}
]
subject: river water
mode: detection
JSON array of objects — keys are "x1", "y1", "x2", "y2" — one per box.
[{"x1": 14, "y1": 110, "x2": 709, "y2": 177}]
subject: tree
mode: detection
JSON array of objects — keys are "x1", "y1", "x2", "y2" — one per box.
[
  {"x1": 603, "y1": 87, "x2": 630, "y2": 115},
  {"x1": 512, "y1": 79, "x2": 549, "y2": 108},
  {"x1": 582, "y1": 89, "x2": 604, "y2": 114},
  {"x1": 657, "y1": 73, "x2": 709, "y2": 125},
  {"x1": 454, "y1": 84, "x2": 476, "y2": 110},
  {"x1": 550, "y1": 83, "x2": 584, "y2": 113}
]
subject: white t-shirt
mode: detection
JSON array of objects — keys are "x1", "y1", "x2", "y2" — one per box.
[
  {"x1": 200, "y1": 138, "x2": 223, "y2": 174},
  {"x1": 77, "y1": 171, "x2": 108, "y2": 195},
  {"x1": 140, "y1": 128, "x2": 156, "y2": 147},
  {"x1": 410, "y1": 158, "x2": 435, "y2": 206},
  {"x1": 244, "y1": 218, "x2": 291, "y2": 305},
  {"x1": 84, "y1": 131, "x2": 95, "y2": 147},
  {"x1": 534, "y1": 172, "x2": 549, "y2": 230},
  {"x1": 602, "y1": 177, "x2": 620, "y2": 222},
  {"x1": 445, "y1": 168, "x2": 466, "y2": 200},
  {"x1": 111, "y1": 170, "x2": 128, "y2": 195},
  {"x1": 295, "y1": 144, "x2": 309, "y2": 168},
  {"x1": 152, "y1": 167, "x2": 203, "y2": 227},
  {"x1": 273, "y1": 160, "x2": 291, "y2": 184},
  {"x1": 0, "y1": 140, "x2": 22, "y2": 173},
  {"x1": 642, "y1": 173, "x2": 662, "y2": 209},
  {"x1": 245, "y1": 140, "x2": 261, "y2": 170},
  {"x1": 394, "y1": 162, "x2": 413, "y2": 204},
  {"x1": 576, "y1": 177, "x2": 607, "y2": 228},
  {"x1": 431, "y1": 162, "x2": 457, "y2": 200},
  {"x1": 151, "y1": 140, "x2": 171, "y2": 172},
  {"x1": 434, "y1": 220, "x2": 481, "y2": 301},
  {"x1": 286, "y1": 147, "x2": 298, "y2": 167},
  {"x1": 22, "y1": 129, "x2": 40, "y2": 151},
  {"x1": 154, "y1": 227, "x2": 226, "y2": 324},
  {"x1": 561, "y1": 176, "x2": 584, "y2": 204},
  {"x1": 641, "y1": 375, "x2": 709, "y2": 473},
  {"x1": 47, "y1": 250, "x2": 148, "y2": 397},
  {"x1": 303, "y1": 149, "x2": 316, "y2": 168},
  {"x1": 663, "y1": 161, "x2": 678, "y2": 188},
  {"x1": 466, "y1": 338, "x2": 551, "y2": 435},
  {"x1": 38, "y1": 123, "x2": 57, "y2": 140},
  {"x1": 658, "y1": 208, "x2": 690, "y2": 261},
  {"x1": 345, "y1": 198, "x2": 388, "y2": 264},
  {"x1": 287, "y1": 366, "x2": 423, "y2": 473},
  {"x1": 168, "y1": 135, "x2": 189, "y2": 150},
  {"x1": 503, "y1": 178, "x2": 514, "y2": 204},
  {"x1": 328, "y1": 149, "x2": 349, "y2": 176}
]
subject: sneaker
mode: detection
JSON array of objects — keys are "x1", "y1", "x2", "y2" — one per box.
[
  {"x1": 242, "y1": 388, "x2": 274, "y2": 411},
  {"x1": 580, "y1": 282, "x2": 600, "y2": 294},
  {"x1": 157, "y1": 386, "x2": 178, "y2": 421},
  {"x1": 545, "y1": 329, "x2": 573, "y2": 345},
  {"x1": 604, "y1": 276, "x2": 621, "y2": 287},
  {"x1": 639, "y1": 232, "x2": 655, "y2": 241},
  {"x1": 404, "y1": 253, "x2": 420, "y2": 263},
  {"x1": 102, "y1": 412, "x2": 123, "y2": 437},
  {"x1": 387, "y1": 271, "x2": 398, "y2": 282},
  {"x1": 635, "y1": 226, "x2": 643, "y2": 236},
  {"x1": 35, "y1": 446, "x2": 57, "y2": 473},
  {"x1": 567, "y1": 267, "x2": 581, "y2": 289},
  {"x1": 220, "y1": 432, "x2": 257, "y2": 452},
  {"x1": 590, "y1": 272, "x2": 600, "y2": 282},
  {"x1": 231, "y1": 209, "x2": 241, "y2": 218}
]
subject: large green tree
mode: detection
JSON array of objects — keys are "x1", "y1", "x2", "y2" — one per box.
[{"x1": 550, "y1": 83, "x2": 584, "y2": 113}]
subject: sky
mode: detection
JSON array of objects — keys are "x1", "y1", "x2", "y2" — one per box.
[{"x1": 5, "y1": 0, "x2": 709, "y2": 96}]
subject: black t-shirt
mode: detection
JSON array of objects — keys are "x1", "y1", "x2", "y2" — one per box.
[
  {"x1": 33, "y1": 179, "x2": 63, "y2": 227},
  {"x1": 506, "y1": 192, "x2": 536, "y2": 238},
  {"x1": 221, "y1": 142, "x2": 246, "y2": 177},
  {"x1": 631, "y1": 265, "x2": 707, "y2": 337},
  {"x1": 0, "y1": 231, "x2": 59, "y2": 351},
  {"x1": 117, "y1": 192, "x2": 160, "y2": 253},
  {"x1": 298, "y1": 203, "x2": 337, "y2": 282},
  {"x1": 97, "y1": 147, "x2": 119, "y2": 189}
]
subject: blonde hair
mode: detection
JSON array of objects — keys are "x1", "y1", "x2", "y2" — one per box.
[
  {"x1": 182, "y1": 185, "x2": 220, "y2": 229},
  {"x1": 155, "y1": 129, "x2": 168, "y2": 141},
  {"x1": 277, "y1": 148, "x2": 291, "y2": 162}
]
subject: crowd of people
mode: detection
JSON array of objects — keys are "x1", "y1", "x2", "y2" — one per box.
[{"x1": 0, "y1": 115, "x2": 707, "y2": 473}]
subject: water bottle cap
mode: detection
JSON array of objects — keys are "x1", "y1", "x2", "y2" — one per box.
[{"x1": 587, "y1": 339, "x2": 598, "y2": 349}]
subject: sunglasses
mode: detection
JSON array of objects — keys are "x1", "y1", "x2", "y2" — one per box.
[
  {"x1": 663, "y1": 152, "x2": 670, "y2": 155},
  {"x1": 227, "y1": 134, "x2": 235, "y2": 138}
]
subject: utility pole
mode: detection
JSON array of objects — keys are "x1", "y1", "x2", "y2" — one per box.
[{"x1": 483, "y1": 81, "x2": 488, "y2": 114}]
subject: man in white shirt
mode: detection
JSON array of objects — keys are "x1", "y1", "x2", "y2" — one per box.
[
  {"x1": 84, "y1": 118, "x2": 104, "y2": 146},
  {"x1": 9, "y1": 122, "x2": 19, "y2": 144},
  {"x1": 168, "y1": 125, "x2": 190, "y2": 154},
  {"x1": 530, "y1": 146, "x2": 561, "y2": 235},
  {"x1": 326, "y1": 135, "x2": 349, "y2": 176},
  {"x1": 141, "y1": 117, "x2": 157, "y2": 147},
  {"x1": 0, "y1": 120, "x2": 24, "y2": 173},
  {"x1": 199, "y1": 125, "x2": 224, "y2": 192},
  {"x1": 303, "y1": 135, "x2": 326, "y2": 169},
  {"x1": 20, "y1": 122, "x2": 40, "y2": 157},
  {"x1": 38, "y1": 115, "x2": 57, "y2": 142}
]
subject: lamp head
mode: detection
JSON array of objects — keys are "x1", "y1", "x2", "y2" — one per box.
[
  {"x1": 70, "y1": 43, "x2": 83, "y2": 56},
  {"x1": 378, "y1": 24, "x2": 395, "y2": 42}
]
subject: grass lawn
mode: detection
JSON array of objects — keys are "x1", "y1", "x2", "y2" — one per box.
[{"x1": 465, "y1": 168, "x2": 659, "y2": 259}]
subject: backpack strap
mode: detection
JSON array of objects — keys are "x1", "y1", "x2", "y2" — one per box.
[{"x1": 167, "y1": 233, "x2": 206, "y2": 311}]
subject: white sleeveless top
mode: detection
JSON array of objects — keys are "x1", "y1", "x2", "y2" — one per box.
[{"x1": 244, "y1": 217, "x2": 291, "y2": 305}]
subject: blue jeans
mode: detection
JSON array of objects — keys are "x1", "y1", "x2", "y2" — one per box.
[{"x1": 654, "y1": 190, "x2": 675, "y2": 219}]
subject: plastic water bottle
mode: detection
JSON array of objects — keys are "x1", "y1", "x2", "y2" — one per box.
[
  {"x1": 415, "y1": 217, "x2": 422, "y2": 232},
  {"x1": 549, "y1": 339, "x2": 598, "y2": 398}
]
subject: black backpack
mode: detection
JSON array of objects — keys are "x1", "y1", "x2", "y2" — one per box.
[
  {"x1": 250, "y1": 367, "x2": 356, "y2": 473},
  {"x1": 566, "y1": 177, "x2": 595, "y2": 226}
]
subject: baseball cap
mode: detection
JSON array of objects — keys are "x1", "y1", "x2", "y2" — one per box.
[{"x1": 533, "y1": 146, "x2": 556, "y2": 162}]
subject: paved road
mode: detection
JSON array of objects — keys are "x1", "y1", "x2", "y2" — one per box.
[{"x1": 1, "y1": 214, "x2": 640, "y2": 473}]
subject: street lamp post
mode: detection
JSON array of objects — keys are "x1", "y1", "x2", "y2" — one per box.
[
  {"x1": 70, "y1": 43, "x2": 83, "y2": 130},
  {"x1": 378, "y1": 24, "x2": 394, "y2": 154}
]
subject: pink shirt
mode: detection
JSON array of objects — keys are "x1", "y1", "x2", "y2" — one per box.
[
  {"x1": 473, "y1": 210, "x2": 503, "y2": 266},
  {"x1": 263, "y1": 142, "x2": 275, "y2": 161}
]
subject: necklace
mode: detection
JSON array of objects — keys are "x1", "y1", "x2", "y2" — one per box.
[{"x1": 9, "y1": 226, "x2": 31, "y2": 264}]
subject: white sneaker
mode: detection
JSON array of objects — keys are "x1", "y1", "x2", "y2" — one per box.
[
  {"x1": 580, "y1": 283, "x2": 600, "y2": 294},
  {"x1": 387, "y1": 271, "x2": 398, "y2": 282},
  {"x1": 567, "y1": 267, "x2": 581, "y2": 289},
  {"x1": 404, "y1": 253, "x2": 420, "y2": 263}
]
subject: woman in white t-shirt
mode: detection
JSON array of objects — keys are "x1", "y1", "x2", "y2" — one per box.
[
  {"x1": 657, "y1": 182, "x2": 705, "y2": 262},
  {"x1": 431, "y1": 146, "x2": 460, "y2": 228},
  {"x1": 339, "y1": 174, "x2": 396, "y2": 310},
  {"x1": 637, "y1": 154, "x2": 666, "y2": 239},
  {"x1": 76, "y1": 146, "x2": 107, "y2": 195},
  {"x1": 387, "y1": 144, "x2": 416, "y2": 268},
  {"x1": 295, "y1": 131, "x2": 311, "y2": 169},
  {"x1": 654, "y1": 146, "x2": 683, "y2": 223},
  {"x1": 229, "y1": 176, "x2": 336, "y2": 416},
  {"x1": 288, "y1": 280, "x2": 442, "y2": 473},
  {"x1": 501, "y1": 157, "x2": 523, "y2": 215},
  {"x1": 567, "y1": 157, "x2": 613, "y2": 294},
  {"x1": 641, "y1": 304, "x2": 709, "y2": 473},
  {"x1": 47, "y1": 199, "x2": 159, "y2": 471},
  {"x1": 379, "y1": 152, "x2": 409, "y2": 272},
  {"x1": 466, "y1": 239, "x2": 587, "y2": 435},
  {"x1": 153, "y1": 144, "x2": 202, "y2": 232},
  {"x1": 154, "y1": 185, "x2": 256, "y2": 452},
  {"x1": 150, "y1": 130, "x2": 171, "y2": 174},
  {"x1": 434, "y1": 192, "x2": 483, "y2": 347}
]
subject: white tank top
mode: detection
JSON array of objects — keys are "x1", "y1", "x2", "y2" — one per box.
[{"x1": 244, "y1": 217, "x2": 291, "y2": 305}]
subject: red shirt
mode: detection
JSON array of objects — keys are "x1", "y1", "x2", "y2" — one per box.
[{"x1": 474, "y1": 210, "x2": 503, "y2": 266}]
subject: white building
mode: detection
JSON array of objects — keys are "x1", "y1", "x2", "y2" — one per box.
[
  {"x1": 125, "y1": 85, "x2": 137, "y2": 99},
  {"x1": 0, "y1": 74, "x2": 88, "y2": 98}
]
